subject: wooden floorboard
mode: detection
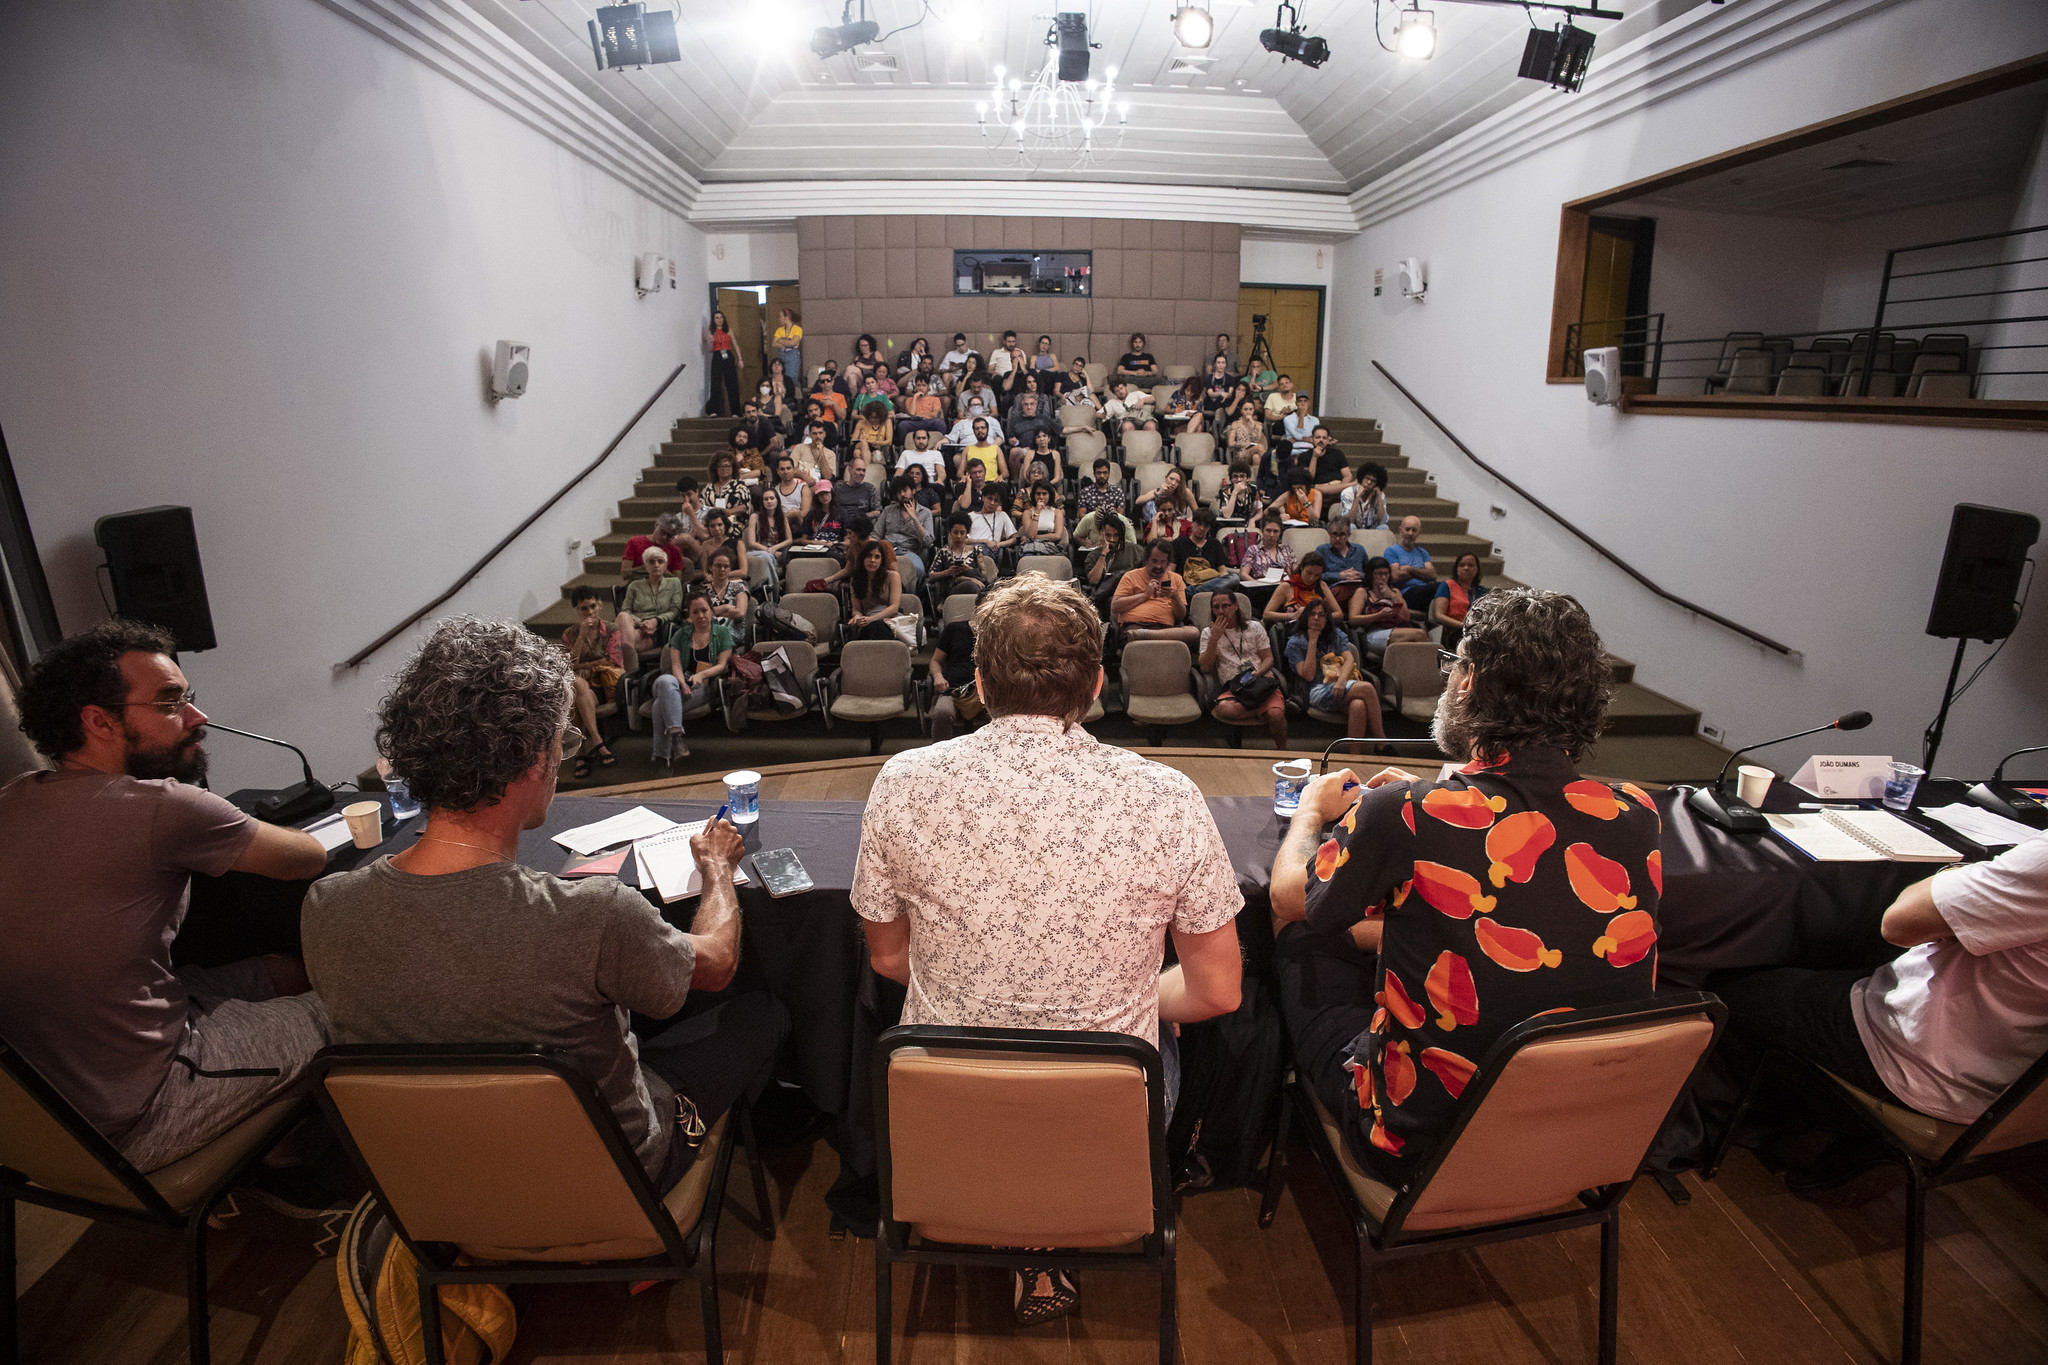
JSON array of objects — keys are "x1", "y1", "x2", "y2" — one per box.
[{"x1": 15, "y1": 1139, "x2": 2048, "y2": 1364}]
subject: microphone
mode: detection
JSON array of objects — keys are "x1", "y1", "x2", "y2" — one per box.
[
  {"x1": 203, "y1": 721, "x2": 336, "y2": 825},
  {"x1": 1318, "y1": 736, "x2": 1446, "y2": 773},
  {"x1": 1966, "y1": 743, "x2": 2048, "y2": 829},
  {"x1": 1689, "y1": 710, "x2": 1872, "y2": 833}
]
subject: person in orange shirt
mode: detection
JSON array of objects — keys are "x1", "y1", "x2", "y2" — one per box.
[{"x1": 1112, "y1": 541, "x2": 1197, "y2": 643}]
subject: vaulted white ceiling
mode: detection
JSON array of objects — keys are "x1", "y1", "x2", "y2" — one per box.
[{"x1": 470, "y1": 0, "x2": 1708, "y2": 194}]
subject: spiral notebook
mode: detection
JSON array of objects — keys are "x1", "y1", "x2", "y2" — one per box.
[{"x1": 1763, "y1": 809, "x2": 1962, "y2": 863}]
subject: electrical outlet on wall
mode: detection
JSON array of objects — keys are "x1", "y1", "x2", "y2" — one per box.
[
  {"x1": 1489, "y1": 505, "x2": 1506, "y2": 519},
  {"x1": 1701, "y1": 724, "x2": 1724, "y2": 743}
]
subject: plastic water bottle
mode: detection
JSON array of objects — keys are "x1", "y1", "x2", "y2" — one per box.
[{"x1": 378, "y1": 759, "x2": 423, "y2": 822}]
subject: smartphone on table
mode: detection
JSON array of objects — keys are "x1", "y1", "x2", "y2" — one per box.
[{"x1": 752, "y1": 847, "x2": 813, "y2": 898}]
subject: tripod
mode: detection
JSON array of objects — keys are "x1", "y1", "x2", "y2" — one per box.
[{"x1": 1246, "y1": 313, "x2": 1276, "y2": 379}]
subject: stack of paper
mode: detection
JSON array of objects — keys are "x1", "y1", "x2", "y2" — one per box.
[
  {"x1": 552, "y1": 806, "x2": 676, "y2": 856},
  {"x1": 635, "y1": 821, "x2": 752, "y2": 903},
  {"x1": 1919, "y1": 803, "x2": 2039, "y2": 849}
]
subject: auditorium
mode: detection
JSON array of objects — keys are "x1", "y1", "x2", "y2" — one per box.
[{"x1": 2, "y1": 0, "x2": 2046, "y2": 1361}]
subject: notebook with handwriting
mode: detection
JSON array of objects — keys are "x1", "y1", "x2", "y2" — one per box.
[{"x1": 1765, "y1": 809, "x2": 1961, "y2": 863}]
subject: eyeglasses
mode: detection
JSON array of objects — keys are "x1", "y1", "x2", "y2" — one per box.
[
  {"x1": 561, "y1": 726, "x2": 586, "y2": 759},
  {"x1": 1438, "y1": 649, "x2": 1463, "y2": 676},
  {"x1": 107, "y1": 689, "x2": 199, "y2": 716}
]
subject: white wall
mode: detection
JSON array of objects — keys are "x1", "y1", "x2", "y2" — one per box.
[
  {"x1": 1988, "y1": 109, "x2": 2048, "y2": 400},
  {"x1": 1331, "y1": 0, "x2": 2048, "y2": 779},
  {"x1": 705, "y1": 230, "x2": 800, "y2": 285},
  {"x1": 0, "y1": 0, "x2": 707, "y2": 794}
]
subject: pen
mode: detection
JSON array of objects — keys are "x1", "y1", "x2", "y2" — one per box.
[
  {"x1": 713, "y1": 803, "x2": 730, "y2": 826},
  {"x1": 1798, "y1": 802, "x2": 1860, "y2": 810}
]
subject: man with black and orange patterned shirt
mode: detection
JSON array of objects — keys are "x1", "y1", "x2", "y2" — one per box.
[{"x1": 1271, "y1": 589, "x2": 1663, "y2": 1185}]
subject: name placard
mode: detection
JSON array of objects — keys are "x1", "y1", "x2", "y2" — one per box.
[{"x1": 1789, "y1": 754, "x2": 1891, "y2": 800}]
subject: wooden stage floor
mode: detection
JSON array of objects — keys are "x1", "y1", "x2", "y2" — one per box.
[{"x1": 16, "y1": 754, "x2": 2048, "y2": 1364}]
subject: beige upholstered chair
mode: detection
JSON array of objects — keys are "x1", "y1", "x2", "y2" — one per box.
[
  {"x1": 1262, "y1": 996, "x2": 1724, "y2": 1365},
  {"x1": 1015, "y1": 554, "x2": 1075, "y2": 582},
  {"x1": 313, "y1": 1045, "x2": 772, "y2": 1365},
  {"x1": 824, "y1": 639, "x2": 918, "y2": 754},
  {"x1": 1173, "y1": 432, "x2": 1217, "y2": 467},
  {"x1": 1120, "y1": 639, "x2": 1203, "y2": 743},
  {"x1": 1121, "y1": 430, "x2": 1164, "y2": 466},
  {"x1": 875, "y1": 1026, "x2": 1177, "y2": 1365},
  {"x1": 783, "y1": 555, "x2": 840, "y2": 593},
  {"x1": 780, "y1": 592, "x2": 843, "y2": 656},
  {"x1": 1130, "y1": 461, "x2": 1172, "y2": 499},
  {"x1": 1064, "y1": 429, "x2": 1109, "y2": 471},
  {"x1": 740, "y1": 640, "x2": 824, "y2": 725},
  {"x1": 1191, "y1": 463, "x2": 1228, "y2": 506},
  {"x1": 1282, "y1": 526, "x2": 1330, "y2": 561},
  {"x1": 1, "y1": 1040, "x2": 306, "y2": 1365},
  {"x1": 1379, "y1": 640, "x2": 1442, "y2": 723},
  {"x1": 1911, "y1": 371, "x2": 1974, "y2": 401},
  {"x1": 1709, "y1": 1045, "x2": 2048, "y2": 1365}
]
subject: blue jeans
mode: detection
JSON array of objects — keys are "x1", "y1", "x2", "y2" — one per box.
[
  {"x1": 777, "y1": 347, "x2": 804, "y2": 385},
  {"x1": 651, "y1": 674, "x2": 714, "y2": 759}
]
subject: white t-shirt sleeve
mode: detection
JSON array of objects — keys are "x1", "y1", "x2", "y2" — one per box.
[{"x1": 1934, "y1": 831, "x2": 2048, "y2": 955}]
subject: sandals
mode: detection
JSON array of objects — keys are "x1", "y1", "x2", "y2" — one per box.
[
  {"x1": 1013, "y1": 1267, "x2": 1079, "y2": 1325},
  {"x1": 596, "y1": 745, "x2": 617, "y2": 767},
  {"x1": 572, "y1": 757, "x2": 593, "y2": 779}
]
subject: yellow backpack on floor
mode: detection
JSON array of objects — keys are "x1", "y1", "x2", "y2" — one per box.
[{"x1": 337, "y1": 1195, "x2": 516, "y2": 1365}]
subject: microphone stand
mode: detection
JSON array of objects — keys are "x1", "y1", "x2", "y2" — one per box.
[
  {"x1": 203, "y1": 721, "x2": 336, "y2": 825},
  {"x1": 1967, "y1": 743, "x2": 2048, "y2": 827},
  {"x1": 1318, "y1": 736, "x2": 1445, "y2": 774},
  {"x1": 1688, "y1": 719, "x2": 1859, "y2": 833}
]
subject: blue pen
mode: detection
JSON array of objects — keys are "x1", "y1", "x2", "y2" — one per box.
[{"x1": 712, "y1": 802, "x2": 730, "y2": 826}]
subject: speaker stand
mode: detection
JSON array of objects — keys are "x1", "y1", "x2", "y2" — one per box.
[{"x1": 1921, "y1": 636, "x2": 1970, "y2": 781}]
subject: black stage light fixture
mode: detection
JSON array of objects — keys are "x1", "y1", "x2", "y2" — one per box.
[
  {"x1": 1517, "y1": 20, "x2": 1597, "y2": 91},
  {"x1": 1055, "y1": 12, "x2": 1091, "y2": 82},
  {"x1": 811, "y1": 16, "x2": 881, "y2": 58},
  {"x1": 1262, "y1": 3, "x2": 1331, "y2": 68},
  {"x1": 589, "y1": 4, "x2": 682, "y2": 71}
]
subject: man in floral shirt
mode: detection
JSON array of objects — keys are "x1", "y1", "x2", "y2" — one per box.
[{"x1": 1270, "y1": 590, "x2": 1662, "y2": 1185}]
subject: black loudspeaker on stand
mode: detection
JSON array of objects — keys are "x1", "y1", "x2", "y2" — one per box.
[
  {"x1": 94, "y1": 505, "x2": 217, "y2": 652},
  {"x1": 1921, "y1": 503, "x2": 2038, "y2": 778}
]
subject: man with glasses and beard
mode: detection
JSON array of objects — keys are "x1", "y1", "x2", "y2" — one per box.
[
  {"x1": 0, "y1": 620, "x2": 331, "y2": 1172},
  {"x1": 1266, "y1": 590, "x2": 1663, "y2": 1184}
]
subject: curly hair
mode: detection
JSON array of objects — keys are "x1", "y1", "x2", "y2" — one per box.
[
  {"x1": 1455, "y1": 589, "x2": 1612, "y2": 762},
  {"x1": 16, "y1": 619, "x2": 176, "y2": 759},
  {"x1": 973, "y1": 576, "x2": 1102, "y2": 726},
  {"x1": 375, "y1": 617, "x2": 573, "y2": 812}
]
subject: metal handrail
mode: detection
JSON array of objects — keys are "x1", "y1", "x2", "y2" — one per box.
[
  {"x1": 1371, "y1": 361, "x2": 1798, "y2": 658},
  {"x1": 1862, "y1": 222, "x2": 2046, "y2": 396},
  {"x1": 337, "y1": 360, "x2": 690, "y2": 671}
]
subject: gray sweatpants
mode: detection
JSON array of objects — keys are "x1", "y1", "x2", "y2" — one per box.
[{"x1": 119, "y1": 959, "x2": 331, "y2": 1173}]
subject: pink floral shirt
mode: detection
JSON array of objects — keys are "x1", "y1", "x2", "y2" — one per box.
[{"x1": 852, "y1": 714, "x2": 1243, "y2": 1043}]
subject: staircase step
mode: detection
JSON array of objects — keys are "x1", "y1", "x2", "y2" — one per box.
[
  {"x1": 526, "y1": 600, "x2": 581, "y2": 631},
  {"x1": 1600, "y1": 682, "x2": 1701, "y2": 737},
  {"x1": 1581, "y1": 734, "x2": 1733, "y2": 785},
  {"x1": 1384, "y1": 496, "x2": 1461, "y2": 519},
  {"x1": 1603, "y1": 653, "x2": 1636, "y2": 686}
]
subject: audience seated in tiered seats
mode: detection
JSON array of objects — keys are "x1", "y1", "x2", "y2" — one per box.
[
  {"x1": 615, "y1": 547, "x2": 682, "y2": 655},
  {"x1": 1430, "y1": 551, "x2": 1488, "y2": 650},
  {"x1": 1282, "y1": 597, "x2": 1385, "y2": 740},
  {"x1": 1200, "y1": 588, "x2": 1287, "y2": 748},
  {"x1": 1384, "y1": 515, "x2": 1439, "y2": 612}
]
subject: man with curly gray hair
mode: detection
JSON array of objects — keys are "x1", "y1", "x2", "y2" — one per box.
[{"x1": 301, "y1": 617, "x2": 785, "y2": 1189}]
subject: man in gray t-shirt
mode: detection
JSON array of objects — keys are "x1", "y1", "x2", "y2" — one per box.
[
  {"x1": 0, "y1": 622, "x2": 330, "y2": 1171},
  {"x1": 304, "y1": 617, "x2": 784, "y2": 1187}
]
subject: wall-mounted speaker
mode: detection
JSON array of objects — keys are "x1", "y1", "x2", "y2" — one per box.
[
  {"x1": 94, "y1": 506, "x2": 216, "y2": 652},
  {"x1": 1583, "y1": 347, "x2": 1621, "y2": 405},
  {"x1": 1925, "y1": 503, "x2": 2038, "y2": 642},
  {"x1": 636, "y1": 253, "x2": 667, "y2": 296},
  {"x1": 491, "y1": 340, "x2": 530, "y2": 401},
  {"x1": 1398, "y1": 257, "x2": 1426, "y2": 301}
]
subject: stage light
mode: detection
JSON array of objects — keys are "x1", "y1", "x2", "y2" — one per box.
[
  {"x1": 1172, "y1": 2, "x2": 1214, "y2": 50},
  {"x1": 1055, "y1": 11, "x2": 1090, "y2": 82},
  {"x1": 1260, "y1": 5, "x2": 1330, "y2": 67},
  {"x1": 588, "y1": 4, "x2": 683, "y2": 70},
  {"x1": 1394, "y1": 4, "x2": 1435, "y2": 59},
  {"x1": 810, "y1": 17, "x2": 880, "y2": 58},
  {"x1": 1517, "y1": 21, "x2": 1596, "y2": 91},
  {"x1": 943, "y1": 2, "x2": 982, "y2": 44}
]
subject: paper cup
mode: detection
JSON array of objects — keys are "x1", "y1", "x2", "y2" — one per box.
[
  {"x1": 343, "y1": 800, "x2": 384, "y2": 849},
  {"x1": 1736, "y1": 765, "x2": 1774, "y2": 808}
]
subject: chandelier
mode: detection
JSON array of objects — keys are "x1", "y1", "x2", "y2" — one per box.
[{"x1": 976, "y1": 51, "x2": 1128, "y2": 172}]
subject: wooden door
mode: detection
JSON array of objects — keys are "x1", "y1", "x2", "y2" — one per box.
[
  {"x1": 717, "y1": 287, "x2": 766, "y2": 385},
  {"x1": 1237, "y1": 287, "x2": 1323, "y2": 405}
]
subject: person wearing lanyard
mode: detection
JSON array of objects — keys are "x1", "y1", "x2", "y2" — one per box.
[{"x1": 706, "y1": 308, "x2": 743, "y2": 417}]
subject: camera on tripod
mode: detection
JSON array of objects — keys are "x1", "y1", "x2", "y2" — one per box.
[{"x1": 1252, "y1": 313, "x2": 1269, "y2": 327}]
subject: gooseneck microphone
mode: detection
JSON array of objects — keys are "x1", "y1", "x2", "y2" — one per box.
[
  {"x1": 203, "y1": 721, "x2": 336, "y2": 825},
  {"x1": 1965, "y1": 743, "x2": 2048, "y2": 829},
  {"x1": 1689, "y1": 710, "x2": 1873, "y2": 833}
]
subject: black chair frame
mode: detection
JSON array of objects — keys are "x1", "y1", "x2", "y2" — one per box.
[
  {"x1": 309, "y1": 1044, "x2": 774, "y2": 1365},
  {"x1": 0, "y1": 1042, "x2": 307, "y2": 1365},
  {"x1": 1704, "y1": 1043, "x2": 2048, "y2": 1365},
  {"x1": 872, "y1": 1026, "x2": 1178, "y2": 1365},
  {"x1": 1259, "y1": 993, "x2": 1725, "y2": 1365}
]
